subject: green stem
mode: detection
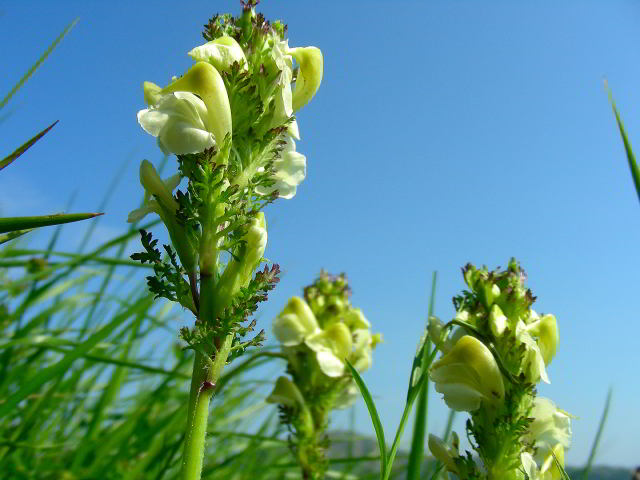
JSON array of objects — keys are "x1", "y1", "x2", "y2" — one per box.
[
  {"x1": 181, "y1": 268, "x2": 233, "y2": 480},
  {"x1": 181, "y1": 335, "x2": 233, "y2": 480}
]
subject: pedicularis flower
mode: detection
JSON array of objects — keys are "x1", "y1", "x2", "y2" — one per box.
[
  {"x1": 267, "y1": 272, "x2": 381, "y2": 480},
  {"x1": 429, "y1": 335, "x2": 505, "y2": 412},
  {"x1": 271, "y1": 276, "x2": 380, "y2": 381},
  {"x1": 136, "y1": 12, "x2": 323, "y2": 199},
  {"x1": 427, "y1": 259, "x2": 571, "y2": 480}
]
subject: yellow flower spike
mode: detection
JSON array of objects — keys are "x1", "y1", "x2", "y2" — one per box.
[
  {"x1": 143, "y1": 81, "x2": 163, "y2": 105},
  {"x1": 161, "y1": 62, "x2": 232, "y2": 152},
  {"x1": 189, "y1": 36, "x2": 248, "y2": 72},
  {"x1": 429, "y1": 335, "x2": 505, "y2": 412},
  {"x1": 289, "y1": 46, "x2": 323, "y2": 112}
]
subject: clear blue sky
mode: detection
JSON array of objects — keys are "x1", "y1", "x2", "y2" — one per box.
[{"x1": 2, "y1": 0, "x2": 640, "y2": 469}]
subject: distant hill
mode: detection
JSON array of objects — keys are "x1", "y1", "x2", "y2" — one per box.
[{"x1": 326, "y1": 431, "x2": 634, "y2": 480}]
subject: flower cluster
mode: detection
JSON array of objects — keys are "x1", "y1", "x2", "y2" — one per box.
[
  {"x1": 427, "y1": 259, "x2": 571, "y2": 480},
  {"x1": 266, "y1": 272, "x2": 381, "y2": 478},
  {"x1": 128, "y1": 5, "x2": 324, "y2": 347},
  {"x1": 134, "y1": 11, "x2": 322, "y2": 203}
]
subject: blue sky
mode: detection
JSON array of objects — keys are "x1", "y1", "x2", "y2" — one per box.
[{"x1": 2, "y1": 0, "x2": 640, "y2": 469}]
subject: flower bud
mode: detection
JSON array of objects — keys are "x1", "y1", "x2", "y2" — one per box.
[
  {"x1": 266, "y1": 376, "x2": 305, "y2": 408},
  {"x1": 272, "y1": 297, "x2": 319, "y2": 346},
  {"x1": 139, "y1": 160, "x2": 179, "y2": 216},
  {"x1": 489, "y1": 304, "x2": 508, "y2": 338},
  {"x1": 529, "y1": 314, "x2": 559, "y2": 366},
  {"x1": 216, "y1": 213, "x2": 268, "y2": 303},
  {"x1": 162, "y1": 62, "x2": 232, "y2": 151},
  {"x1": 515, "y1": 321, "x2": 550, "y2": 384},
  {"x1": 188, "y1": 36, "x2": 247, "y2": 72},
  {"x1": 343, "y1": 308, "x2": 370, "y2": 330},
  {"x1": 289, "y1": 47, "x2": 323, "y2": 111},
  {"x1": 429, "y1": 335, "x2": 505, "y2": 412},
  {"x1": 428, "y1": 434, "x2": 459, "y2": 474},
  {"x1": 137, "y1": 160, "x2": 196, "y2": 274}
]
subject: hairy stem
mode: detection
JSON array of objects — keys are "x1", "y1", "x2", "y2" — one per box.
[
  {"x1": 181, "y1": 268, "x2": 233, "y2": 480},
  {"x1": 181, "y1": 335, "x2": 233, "y2": 480}
]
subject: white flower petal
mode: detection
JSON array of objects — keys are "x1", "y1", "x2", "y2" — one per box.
[
  {"x1": 314, "y1": 349, "x2": 345, "y2": 377},
  {"x1": 137, "y1": 92, "x2": 214, "y2": 155},
  {"x1": 434, "y1": 382, "x2": 484, "y2": 412},
  {"x1": 255, "y1": 136, "x2": 307, "y2": 199},
  {"x1": 158, "y1": 121, "x2": 215, "y2": 155}
]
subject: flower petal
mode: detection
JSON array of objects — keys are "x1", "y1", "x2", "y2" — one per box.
[{"x1": 314, "y1": 349, "x2": 345, "y2": 377}]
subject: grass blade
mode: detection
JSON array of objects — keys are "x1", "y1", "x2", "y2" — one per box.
[
  {"x1": 0, "y1": 121, "x2": 58, "y2": 171},
  {"x1": 0, "y1": 213, "x2": 103, "y2": 234},
  {"x1": 608, "y1": 86, "x2": 640, "y2": 204},
  {"x1": 0, "y1": 20, "x2": 77, "y2": 110},
  {"x1": 0, "y1": 294, "x2": 153, "y2": 419},
  {"x1": 0, "y1": 229, "x2": 33, "y2": 245},
  {"x1": 406, "y1": 271, "x2": 437, "y2": 480},
  {"x1": 346, "y1": 360, "x2": 388, "y2": 477},
  {"x1": 581, "y1": 388, "x2": 612, "y2": 480}
]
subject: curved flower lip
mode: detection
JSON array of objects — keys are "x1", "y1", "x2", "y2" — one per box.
[
  {"x1": 429, "y1": 335, "x2": 505, "y2": 412},
  {"x1": 255, "y1": 136, "x2": 306, "y2": 199},
  {"x1": 161, "y1": 62, "x2": 232, "y2": 152},
  {"x1": 137, "y1": 92, "x2": 215, "y2": 155},
  {"x1": 289, "y1": 46, "x2": 323, "y2": 112},
  {"x1": 188, "y1": 36, "x2": 248, "y2": 72}
]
